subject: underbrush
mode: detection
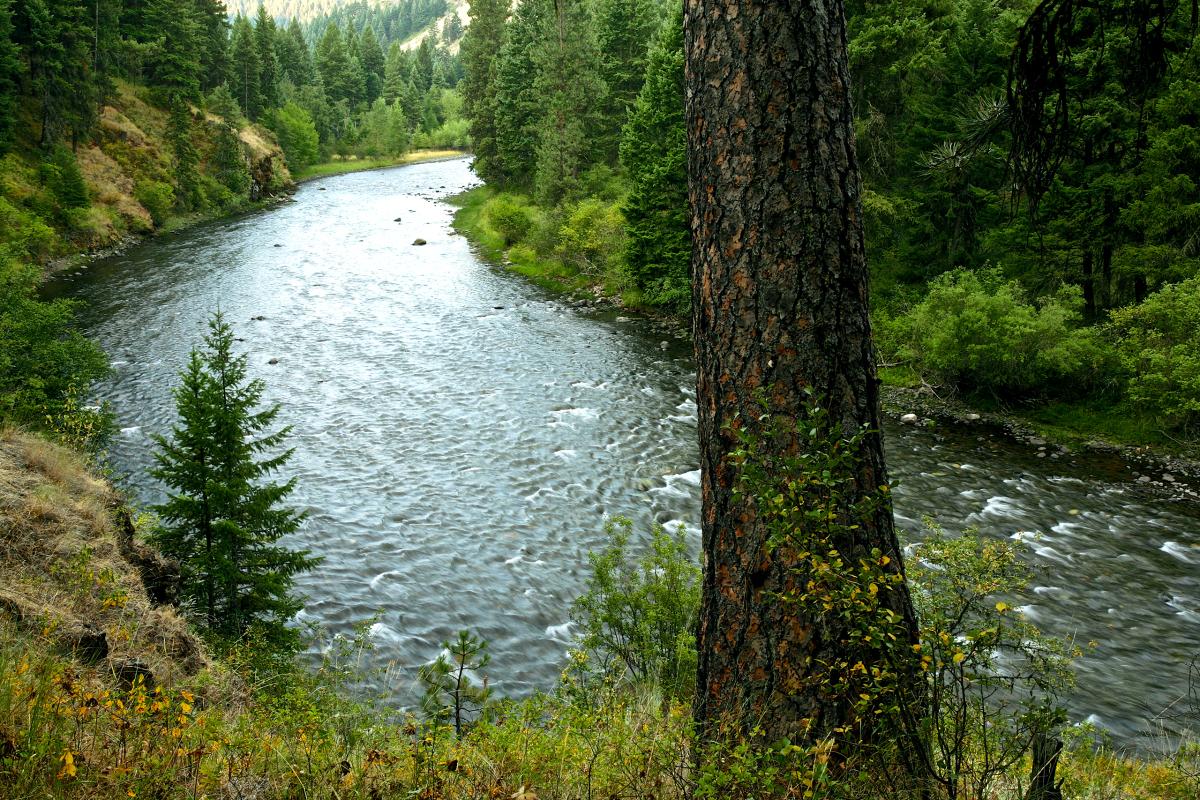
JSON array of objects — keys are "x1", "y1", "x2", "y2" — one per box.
[
  {"x1": 3, "y1": 430, "x2": 1198, "y2": 799},
  {"x1": 451, "y1": 186, "x2": 639, "y2": 305}
]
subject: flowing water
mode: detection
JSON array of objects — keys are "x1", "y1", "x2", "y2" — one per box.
[{"x1": 54, "y1": 157, "x2": 1200, "y2": 747}]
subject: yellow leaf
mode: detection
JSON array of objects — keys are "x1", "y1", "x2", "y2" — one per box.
[
  {"x1": 952, "y1": 651, "x2": 966, "y2": 665},
  {"x1": 995, "y1": 602, "x2": 1009, "y2": 613},
  {"x1": 180, "y1": 702, "x2": 193, "y2": 714},
  {"x1": 59, "y1": 750, "x2": 77, "y2": 779},
  {"x1": 868, "y1": 582, "x2": 878, "y2": 595}
]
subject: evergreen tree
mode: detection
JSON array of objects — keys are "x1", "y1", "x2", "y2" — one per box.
[
  {"x1": 359, "y1": 25, "x2": 385, "y2": 103},
  {"x1": 229, "y1": 14, "x2": 262, "y2": 119},
  {"x1": 413, "y1": 34, "x2": 435, "y2": 91},
  {"x1": 383, "y1": 42, "x2": 408, "y2": 105},
  {"x1": 42, "y1": 145, "x2": 90, "y2": 208},
  {"x1": 0, "y1": 0, "x2": 21, "y2": 154},
  {"x1": 596, "y1": 0, "x2": 656, "y2": 163},
  {"x1": 441, "y1": 11, "x2": 463, "y2": 45},
  {"x1": 460, "y1": 0, "x2": 507, "y2": 182},
  {"x1": 492, "y1": 0, "x2": 545, "y2": 187},
  {"x1": 151, "y1": 312, "x2": 319, "y2": 646},
  {"x1": 145, "y1": 0, "x2": 203, "y2": 103},
  {"x1": 207, "y1": 82, "x2": 242, "y2": 123},
  {"x1": 211, "y1": 121, "x2": 250, "y2": 198},
  {"x1": 254, "y1": 4, "x2": 279, "y2": 110},
  {"x1": 92, "y1": 0, "x2": 123, "y2": 108},
  {"x1": 194, "y1": 0, "x2": 230, "y2": 92},
  {"x1": 277, "y1": 18, "x2": 313, "y2": 85},
  {"x1": 168, "y1": 102, "x2": 201, "y2": 208},
  {"x1": 401, "y1": 73, "x2": 422, "y2": 130},
  {"x1": 533, "y1": 0, "x2": 607, "y2": 204},
  {"x1": 620, "y1": 5, "x2": 688, "y2": 309},
  {"x1": 316, "y1": 23, "x2": 357, "y2": 105},
  {"x1": 19, "y1": 0, "x2": 96, "y2": 147}
]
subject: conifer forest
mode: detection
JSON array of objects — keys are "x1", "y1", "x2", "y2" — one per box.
[{"x1": 2, "y1": 1, "x2": 1200, "y2": 798}]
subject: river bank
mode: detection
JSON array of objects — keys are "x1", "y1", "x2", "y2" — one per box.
[
  {"x1": 12, "y1": 156, "x2": 1200, "y2": 795},
  {"x1": 294, "y1": 149, "x2": 469, "y2": 183},
  {"x1": 45, "y1": 150, "x2": 473, "y2": 285},
  {"x1": 449, "y1": 184, "x2": 1200, "y2": 501}
]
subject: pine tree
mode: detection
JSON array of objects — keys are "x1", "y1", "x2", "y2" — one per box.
[
  {"x1": 43, "y1": 145, "x2": 90, "y2": 208},
  {"x1": 460, "y1": 0, "x2": 507, "y2": 182},
  {"x1": 316, "y1": 23, "x2": 357, "y2": 105},
  {"x1": 152, "y1": 312, "x2": 319, "y2": 646},
  {"x1": 229, "y1": 14, "x2": 262, "y2": 120},
  {"x1": 278, "y1": 18, "x2": 313, "y2": 85},
  {"x1": 360, "y1": 25, "x2": 385, "y2": 104},
  {"x1": 254, "y1": 4, "x2": 279, "y2": 110},
  {"x1": 414, "y1": 34, "x2": 435, "y2": 92},
  {"x1": 596, "y1": 0, "x2": 656, "y2": 163},
  {"x1": 168, "y1": 102, "x2": 201, "y2": 209},
  {"x1": 21, "y1": 0, "x2": 96, "y2": 147},
  {"x1": 0, "y1": 0, "x2": 21, "y2": 154},
  {"x1": 493, "y1": 0, "x2": 545, "y2": 187},
  {"x1": 533, "y1": 0, "x2": 607, "y2": 204},
  {"x1": 383, "y1": 42, "x2": 408, "y2": 105},
  {"x1": 92, "y1": 0, "x2": 123, "y2": 108},
  {"x1": 212, "y1": 121, "x2": 251, "y2": 199},
  {"x1": 620, "y1": 4, "x2": 688, "y2": 309},
  {"x1": 145, "y1": 0, "x2": 203, "y2": 103},
  {"x1": 194, "y1": 0, "x2": 230, "y2": 92}
]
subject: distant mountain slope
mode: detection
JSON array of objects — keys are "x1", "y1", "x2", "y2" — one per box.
[
  {"x1": 225, "y1": 0, "x2": 464, "y2": 34},
  {"x1": 302, "y1": 0, "x2": 468, "y2": 51}
]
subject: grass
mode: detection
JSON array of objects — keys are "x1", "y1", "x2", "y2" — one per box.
[{"x1": 294, "y1": 149, "x2": 468, "y2": 182}]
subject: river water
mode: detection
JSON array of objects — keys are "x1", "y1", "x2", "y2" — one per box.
[{"x1": 54, "y1": 157, "x2": 1200, "y2": 748}]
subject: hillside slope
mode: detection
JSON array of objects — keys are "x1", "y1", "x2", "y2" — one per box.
[{"x1": 0, "y1": 81, "x2": 292, "y2": 273}]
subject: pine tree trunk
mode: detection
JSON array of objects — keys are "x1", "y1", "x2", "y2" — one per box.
[{"x1": 686, "y1": 0, "x2": 921, "y2": 747}]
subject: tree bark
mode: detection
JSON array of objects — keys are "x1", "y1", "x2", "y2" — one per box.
[{"x1": 686, "y1": 0, "x2": 920, "y2": 746}]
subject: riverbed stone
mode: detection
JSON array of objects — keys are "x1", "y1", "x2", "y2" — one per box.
[
  {"x1": 413, "y1": 238, "x2": 427, "y2": 246},
  {"x1": 901, "y1": 413, "x2": 919, "y2": 424}
]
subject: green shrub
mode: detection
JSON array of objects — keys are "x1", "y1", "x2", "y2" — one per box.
[
  {"x1": 556, "y1": 198, "x2": 626, "y2": 280},
  {"x1": 484, "y1": 194, "x2": 533, "y2": 246},
  {"x1": 266, "y1": 102, "x2": 320, "y2": 172},
  {"x1": 134, "y1": 179, "x2": 174, "y2": 226},
  {"x1": 0, "y1": 255, "x2": 110, "y2": 430},
  {"x1": 0, "y1": 195, "x2": 56, "y2": 260},
  {"x1": 570, "y1": 517, "x2": 700, "y2": 704},
  {"x1": 878, "y1": 268, "x2": 1113, "y2": 397},
  {"x1": 1109, "y1": 275, "x2": 1200, "y2": 430}
]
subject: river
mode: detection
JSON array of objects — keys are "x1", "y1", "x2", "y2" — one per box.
[{"x1": 54, "y1": 157, "x2": 1200, "y2": 748}]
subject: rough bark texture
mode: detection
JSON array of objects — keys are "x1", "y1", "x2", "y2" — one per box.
[{"x1": 686, "y1": 0, "x2": 919, "y2": 744}]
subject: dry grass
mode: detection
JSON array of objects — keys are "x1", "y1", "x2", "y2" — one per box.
[
  {"x1": 75, "y1": 143, "x2": 154, "y2": 232},
  {"x1": 0, "y1": 429, "x2": 207, "y2": 685}
]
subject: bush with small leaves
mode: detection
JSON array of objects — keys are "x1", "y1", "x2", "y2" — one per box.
[{"x1": 570, "y1": 517, "x2": 700, "y2": 704}]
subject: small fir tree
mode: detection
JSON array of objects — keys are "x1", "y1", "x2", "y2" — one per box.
[
  {"x1": 151, "y1": 311, "x2": 319, "y2": 648},
  {"x1": 419, "y1": 630, "x2": 493, "y2": 737}
]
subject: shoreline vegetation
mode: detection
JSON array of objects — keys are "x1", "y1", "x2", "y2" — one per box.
[
  {"x1": 449, "y1": 182, "x2": 1200, "y2": 500},
  {"x1": 293, "y1": 148, "x2": 469, "y2": 182},
  {"x1": 2, "y1": 429, "x2": 1197, "y2": 799}
]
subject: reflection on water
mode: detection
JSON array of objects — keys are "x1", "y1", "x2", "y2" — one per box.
[{"x1": 60, "y1": 157, "x2": 1200, "y2": 747}]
